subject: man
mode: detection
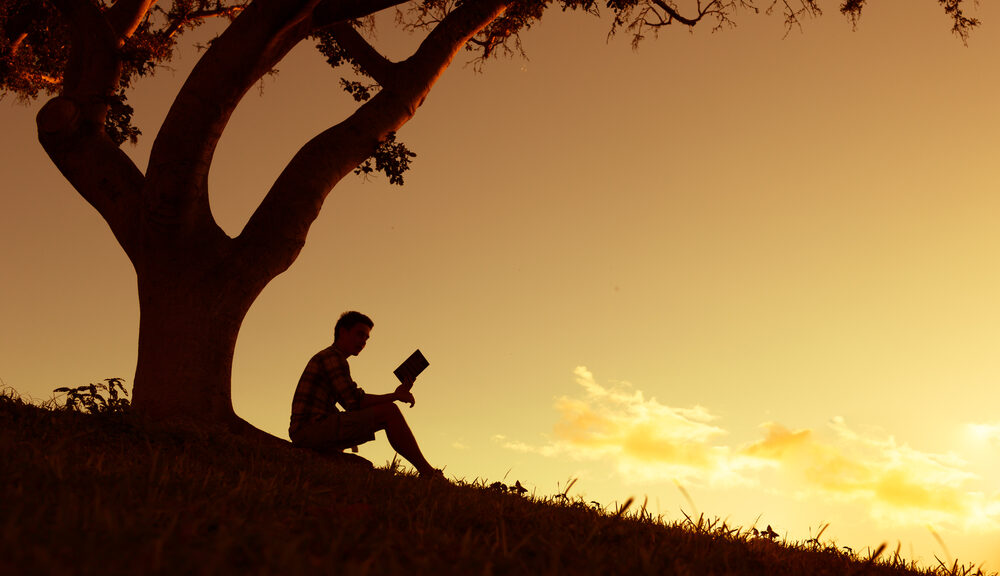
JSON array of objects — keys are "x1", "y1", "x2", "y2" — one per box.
[{"x1": 289, "y1": 311, "x2": 440, "y2": 477}]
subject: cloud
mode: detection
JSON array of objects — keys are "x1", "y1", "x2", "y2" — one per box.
[
  {"x1": 498, "y1": 366, "x2": 756, "y2": 485},
  {"x1": 501, "y1": 367, "x2": 1000, "y2": 529},
  {"x1": 743, "y1": 419, "x2": 991, "y2": 528},
  {"x1": 967, "y1": 421, "x2": 1000, "y2": 446}
]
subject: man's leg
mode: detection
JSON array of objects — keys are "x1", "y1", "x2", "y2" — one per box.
[
  {"x1": 366, "y1": 403, "x2": 436, "y2": 475},
  {"x1": 291, "y1": 417, "x2": 374, "y2": 469}
]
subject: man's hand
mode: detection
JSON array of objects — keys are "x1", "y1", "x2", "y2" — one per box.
[{"x1": 394, "y1": 384, "x2": 415, "y2": 407}]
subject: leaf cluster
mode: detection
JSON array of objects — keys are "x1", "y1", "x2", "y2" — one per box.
[
  {"x1": 0, "y1": 1, "x2": 66, "y2": 99},
  {"x1": 53, "y1": 377, "x2": 131, "y2": 415},
  {"x1": 313, "y1": 23, "x2": 361, "y2": 71},
  {"x1": 840, "y1": 0, "x2": 979, "y2": 42},
  {"x1": 339, "y1": 77, "x2": 380, "y2": 102},
  {"x1": 2, "y1": 0, "x2": 980, "y2": 165},
  {"x1": 0, "y1": 1, "x2": 243, "y2": 144},
  {"x1": 353, "y1": 131, "x2": 417, "y2": 186}
]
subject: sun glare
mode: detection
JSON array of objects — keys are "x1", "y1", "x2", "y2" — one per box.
[{"x1": 967, "y1": 422, "x2": 1000, "y2": 445}]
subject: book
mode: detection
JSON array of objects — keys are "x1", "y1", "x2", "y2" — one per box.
[{"x1": 394, "y1": 349, "x2": 429, "y2": 391}]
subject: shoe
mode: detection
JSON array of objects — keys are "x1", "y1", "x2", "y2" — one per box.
[{"x1": 421, "y1": 468, "x2": 446, "y2": 481}]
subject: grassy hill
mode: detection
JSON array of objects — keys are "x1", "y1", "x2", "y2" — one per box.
[{"x1": 1, "y1": 387, "x2": 991, "y2": 576}]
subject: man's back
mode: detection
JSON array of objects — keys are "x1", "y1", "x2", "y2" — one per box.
[{"x1": 289, "y1": 344, "x2": 365, "y2": 437}]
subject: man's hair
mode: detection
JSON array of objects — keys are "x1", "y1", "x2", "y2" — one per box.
[{"x1": 334, "y1": 311, "x2": 374, "y2": 341}]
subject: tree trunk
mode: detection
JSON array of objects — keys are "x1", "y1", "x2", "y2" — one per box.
[
  {"x1": 35, "y1": 0, "x2": 515, "y2": 438},
  {"x1": 130, "y1": 236, "x2": 262, "y2": 430}
]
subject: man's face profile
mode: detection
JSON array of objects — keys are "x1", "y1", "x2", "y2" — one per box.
[{"x1": 338, "y1": 323, "x2": 371, "y2": 357}]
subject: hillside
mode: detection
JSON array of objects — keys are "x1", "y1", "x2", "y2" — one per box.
[{"x1": 0, "y1": 388, "x2": 989, "y2": 576}]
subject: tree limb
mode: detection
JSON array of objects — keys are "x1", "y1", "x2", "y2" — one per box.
[
  {"x1": 328, "y1": 21, "x2": 397, "y2": 86},
  {"x1": 648, "y1": 0, "x2": 707, "y2": 26},
  {"x1": 105, "y1": 0, "x2": 158, "y2": 39},
  {"x1": 237, "y1": 0, "x2": 513, "y2": 277},
  {"x1": 37, "y1": 101, "x2": 146, "y2": 261},
  {"x1": 8, "y1": 31, "x2": 27, "y2": 56},
  {"x1": 36, "y1": 0, "x2": 145, "y2": 258},
  {"x1": 48, "y1": 0, "x2": 120, "y2": 101},
  {"x1": 162, "y1": 5, "x2": 247, "y2": 39},
  {"x1": 144, "y1": 0, "x2": 319, "y2": 237}
]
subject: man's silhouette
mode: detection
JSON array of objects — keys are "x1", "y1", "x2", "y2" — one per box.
[{"x1": 289, "y1": 311, "x2": 439, "y2": 477}]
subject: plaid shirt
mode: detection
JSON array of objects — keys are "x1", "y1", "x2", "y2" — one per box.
[{"x1": 289, "y1": 344, "x2": 366, "y2": 435}]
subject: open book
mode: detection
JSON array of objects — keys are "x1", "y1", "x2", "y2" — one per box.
[{"x1": 394, "y1": 349, "x2": 429, "y2": 391}]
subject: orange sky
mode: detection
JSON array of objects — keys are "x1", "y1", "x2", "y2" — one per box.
[{"x1": 2, "y1": 1, "x2": 1000, "y2": 569}]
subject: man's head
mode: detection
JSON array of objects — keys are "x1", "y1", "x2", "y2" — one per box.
[{"x1": 334, "y1": 311, "x2": 374, "y2": 356}]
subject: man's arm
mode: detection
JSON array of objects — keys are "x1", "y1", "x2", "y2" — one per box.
[
  {"x1": 320, "y1": 348, "x2": 367, "y2": 411},
  {"x1": 359, "y1": 378, "x2": 416, "y2": 408}
]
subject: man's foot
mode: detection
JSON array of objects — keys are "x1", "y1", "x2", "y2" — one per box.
[
  {"x1": 337, "y1": 452, "x2": 375, "y2": 469},
  {"x1": 313, "y1": 449, "x2": 373, "y2": 470},
  {"x1": 420, "y1": 468, "x2": 446, "y2": 481}
]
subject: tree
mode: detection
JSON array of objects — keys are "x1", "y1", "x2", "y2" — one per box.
[{"x1": 0, "y1": 0, "x2": 979, "y2": 437}]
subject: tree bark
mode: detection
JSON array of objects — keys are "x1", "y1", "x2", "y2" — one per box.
[
  {"x1": 130, "y1": 231, "x2": 268, "y2": 428},
  {"x1": 132, "y1": 278, "x2": 246, "y2": 426}
]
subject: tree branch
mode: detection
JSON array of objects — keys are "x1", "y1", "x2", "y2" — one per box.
[
  {"x1": 162, "y1": 5, "x2": 247, "y2": 39},
  {"x1": 328, "y1": 21, "x2": 397, "y2": 86},
  {"x1": 35, "y1": 0, "x2": 145, "y2": 259},
  {"x1": 8, "y1": 31, "x2": 27, "y2": 56},
  {"x1": 237, "y1": 0, "x2": 513, "y2": 277},
  {"x1": 144, "y1": 0, "x2": 319, "y2": 237},
  {"x1": 105, "y1": 0, "x2": 158, "y2": 39},
  {"x1": 48, "y1": 0, "x2": 120, "y2": 101},
  {"x1": 648, "y1": 0, "x2": 707, "y2": 26},
  {"x1": 37, "y1": 101, "x2": 146, "y2": 261},
  {"x1": 609, "y1": 0, "x2": 758, "y2": 46}
]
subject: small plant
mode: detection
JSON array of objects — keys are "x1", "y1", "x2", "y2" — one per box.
[
  {"x1": 751, "y1": 524, "x2": 780, "y2": 541},
  {"x1": 53, "y1": 377, "x2": 130, "y2": 414},
  {"x1": 489, "y1": 479, "x2": 528, "y2": 495}
]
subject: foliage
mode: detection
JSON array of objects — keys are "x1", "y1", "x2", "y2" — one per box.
[
  {"x1": 1, "y1": 0, "x2": 981, "y2": 169},
  {"x1": 354, "y1": 132, "x2": 417, "y2": 186},
  {"x1": 840, "y1": 0, "x2": 979, "y2": 42},
  {"x1": 53, "y1": 377, "x2": 131, "y2": 415},
  {"x1": 0, "y1": 0, "x2": 180, "y2": 144},
  {"x1": 339, "y1": 78, "x2": 380, "y2": 102},
  {"x1": 0, "y1": 388, "x2": 993, "y2": 576},
  {"x1": 0, "y1": 1, "x2": 66, "y2": 99}
]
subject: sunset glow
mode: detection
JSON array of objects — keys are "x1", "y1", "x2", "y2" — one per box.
[
  {"x1": 3, "y1": 1, "x2": 1000, "y2": 569},
  {"x1": 504, "y1": 367, "x2": 1000, "y2": 532}
]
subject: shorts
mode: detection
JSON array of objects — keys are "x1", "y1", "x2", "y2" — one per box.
[{"x1": 291, "y1": 410, "x2": 379, "y2": 452}]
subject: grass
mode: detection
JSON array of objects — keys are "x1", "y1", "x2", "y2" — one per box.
[{"x1": 1, "y1": 386, "x2": 993, "y2": 576}]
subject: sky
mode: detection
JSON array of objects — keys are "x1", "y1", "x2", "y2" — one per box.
[{"x1": 2, "y1": 0, "x2": 1000, "y2": 569}]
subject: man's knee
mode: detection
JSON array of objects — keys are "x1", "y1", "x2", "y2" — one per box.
[
  {"x1": 370, "y1": 402, "x2": 403, "y2": 425},
  {"x1": 384, "y1": 402, "x2": 403, "y2": 423}
]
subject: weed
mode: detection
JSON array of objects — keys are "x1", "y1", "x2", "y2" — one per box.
[{"x1": 53, "y1": 377, "x2": 130, "y2": 414}]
